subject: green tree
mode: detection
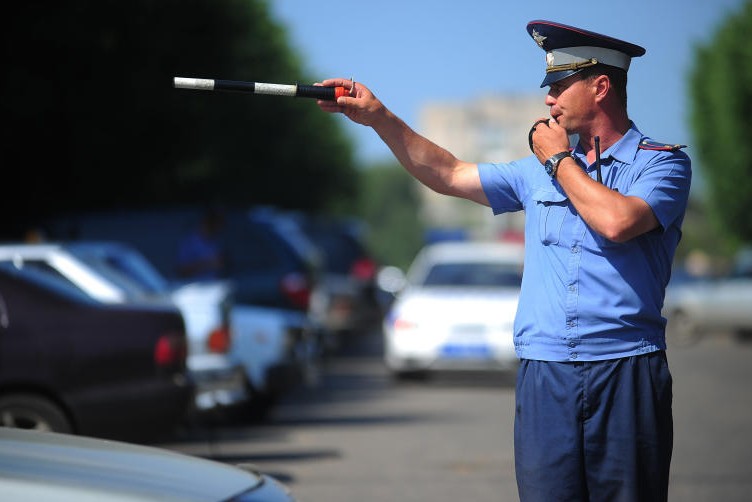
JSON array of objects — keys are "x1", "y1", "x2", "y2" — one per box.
[
  {"x1": 1, "y1": 0, "x2": 358, "y2": 239},
  {"x1": 689, "y1": 0, "x2": 752, "y2": 253},
  {"x1": 357, "y1": 161, "x2": 424, "y2": 270}
]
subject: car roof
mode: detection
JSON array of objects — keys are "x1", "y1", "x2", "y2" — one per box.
[
  {"x1": 405, "y1": 241, "x2": 525, "y2": 284},
  {"x1": 0, "y1": 243, "x2": 129, "y2": 303},
  {"x1": 0, "y1": 428, "x2": 260, "y2": 501},
  {"x1": 0, "y1": 243, "x2": 66, "y2": 258},
  {"x1": 411, "y1": 241, "x2": 525, "y2": 265}
]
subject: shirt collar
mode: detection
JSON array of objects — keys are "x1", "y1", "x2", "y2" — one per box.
[
  {"x1": 609, "y1": 122, "x2": 641, "y2": 164},
  {"x1": 572, "y1": 122, "x2": 642, "y2": 165}
]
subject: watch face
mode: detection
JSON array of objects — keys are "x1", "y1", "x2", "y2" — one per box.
[{"x1": 544, "y1": 152, "x2": 569, "y2": 177}]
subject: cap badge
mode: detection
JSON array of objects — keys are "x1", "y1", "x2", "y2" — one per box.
[{"x1": 532, "y1": 29, "x2": 547, "y2": 48}]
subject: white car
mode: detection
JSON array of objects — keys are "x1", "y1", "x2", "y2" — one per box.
[
  {"x1": 0, "y1": 427, "x2": 297, "y2": 501},
  {"x1": 383, "y1": 240, "x2": 524, "y2": 378},
  {"x1": 230, "y1": 305, "x2": 318, "y2": 420}
]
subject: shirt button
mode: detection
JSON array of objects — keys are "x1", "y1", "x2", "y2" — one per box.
[
  {"x1": 568, "y1": 285, "x2": 576, "y2": 292},
  {"x1": 568, "y1": 341, "x2": 576, "y2": 348},
  {"x1": 571, "y1": 353, "x2": 578, "y2": 359}
]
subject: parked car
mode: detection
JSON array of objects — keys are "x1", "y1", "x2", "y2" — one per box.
[
  {"x1": 0, "y1": 262, "x2": 193, "y2": 441},
  {"x1": 0, "y1": 242, "x2": 250, "y2": 419},
  {"x1": 663, "y1": 250, "x2": 752, "y2": 346},
  {"x1": 383, "y1": 241, "x2": 524, "y2": 379},
  {"x1": 293, "y1": 213, "x2": 382, "y2": 349},
  {"x1": 0, "y1": 427, "x2": 297, "y2": 501},
  {"x1": 230, "y1": 305, "x2": 318, "y2": 420},
  {"x1": 56, "y1": 240, "x2": 318, "y2": 422},
  {"x1": 43, "y1": 207, "x2": 323, "y2": 412}
]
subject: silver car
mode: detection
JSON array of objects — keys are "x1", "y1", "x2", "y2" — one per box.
[
  {"x1": 663, "y1": 250, "x2": 752, "y2": 346},
  {"x1": 0, "y1": 427, "x2": 297, "y2": 501}
]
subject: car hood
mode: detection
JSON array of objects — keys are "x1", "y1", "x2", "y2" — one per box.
[
  {"x1": 389, "y1": 287, "x2": 520, "y2": 323},
  {"x1": 0, "y1": 428, "x2": 261, "y2": 501}
]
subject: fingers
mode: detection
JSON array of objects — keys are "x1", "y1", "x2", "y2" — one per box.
[
  {"x1": 319, "y1": 78, "x2": 351, "y2": 88},
  {"x1": 314, "y1": 78, "x2": 352, "y2": 112},
  {"x1": 315, "y1": 78, "x2": 377, "y2": 127},
  {"x1": 528, "y1": 118, "x2": 550, "y2": 153},
  {"x1": 317, "y1": 100, "x2": 344, "y2": 114}
]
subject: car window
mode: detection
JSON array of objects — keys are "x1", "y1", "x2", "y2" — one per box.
[
  {"x1": 315, "y1": 233, "x2": 365, "y2": 274},
  {"x1": 422, "y1": 262, "x2": 522, "y2": 287},
  {"x1": 0, "y1": 262, "x2": 95, "y2": 302},
  {"x1": 222, "y1": 219, "x2": 286, "y2": 272},
  {"x1": 68, "y1": 246, "x2": 169, "y2": 295},
  {"x1": 296, "y1": 218, "x2": 366, "y2": 274}
]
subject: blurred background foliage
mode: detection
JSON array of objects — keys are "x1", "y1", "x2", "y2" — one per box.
[
  {"x1": 1, "y1": 2, "x2": 347, "y2": 229},
  {"x1": 3, "y1": 0, "x2": 750, "y2": 272},
  {"x1": 687, "y1": 0, "x2": 752, "y2": 265},
  {"x1": 2, "y1": 0, "x2": 424, "y2": 268}
]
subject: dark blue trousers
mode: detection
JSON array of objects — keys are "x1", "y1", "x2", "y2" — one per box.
[{"x1": 514, "y1": 351, "x2": 673, "y2": 502}]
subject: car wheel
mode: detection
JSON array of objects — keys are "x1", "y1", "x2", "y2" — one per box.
[
  {"x1": 666, "y1": 310, "x2": 700, "y2": 347},
  {"x1": 0, "y1": 393, "x2": 73, "y2": 433},
  {"x1": 390, "y1": 369, "x2": 430, "y2": 382},
  {"x1": 734, "y1": 329, "x2": 752, "y2": 343},
  {"x1": 223, "y1": 390, "x2": 278, "y2": 425}
]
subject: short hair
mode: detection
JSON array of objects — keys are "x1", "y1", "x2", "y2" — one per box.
[{"x1": 579, "y1": 65, "x2": 628, "y2": 109}]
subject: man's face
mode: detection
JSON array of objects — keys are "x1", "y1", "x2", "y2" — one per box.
[{"x1": 545, "y1": 73, "x2": 596, "y2": 134}]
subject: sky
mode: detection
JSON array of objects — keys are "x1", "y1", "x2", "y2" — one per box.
[{"x1": 269, "y1": 0, "x2": 747, "y2": 167}]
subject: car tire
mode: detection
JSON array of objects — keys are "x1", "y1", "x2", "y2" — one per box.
[
  {"x1": 222, "y1": 389, "x2": 278, "y2": 425},
  {"x1": 390, "y1": 369, "x2": 430, "y2": 382},
  {"x1": 666, "y1": 310, "x2": 700, "y2": 347},
  {"x1": 246, "y1": 392, "x2": 279, "y2": 423},
  {"x1": 0, "y1": 393, "x2": 73, "y2": 433}
]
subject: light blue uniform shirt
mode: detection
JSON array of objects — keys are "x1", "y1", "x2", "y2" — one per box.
[{"x1": 478, "y1": 123, "x2": 691, "y2": 361}]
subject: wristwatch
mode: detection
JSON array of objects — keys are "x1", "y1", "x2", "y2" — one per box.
[{"x1": 544, "y1": 151, "x2": 572, "y2": 178}]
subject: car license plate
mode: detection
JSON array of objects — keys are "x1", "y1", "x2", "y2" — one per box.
[{"x1": 440, "y1": 344, "x2": 492, "y2": 358}]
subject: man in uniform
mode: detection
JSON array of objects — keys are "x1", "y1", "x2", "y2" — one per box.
[{"x1": 317, "y1": 19, "x2": 691, "y2": 501}]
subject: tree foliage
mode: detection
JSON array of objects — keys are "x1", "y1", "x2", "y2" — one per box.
[
  {"x1": 689, "y1": 1, "x2": 752, "y2": 250},
  {"x1": 1, "y1": 0, "x2": 358, "y2": 239},
  {"x1": 357, "y1": 162, "x2": 425, "y2": 270}
]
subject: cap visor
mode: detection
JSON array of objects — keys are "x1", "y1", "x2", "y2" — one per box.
[{"x1": 540, "y1": 69, "x2": 580, "y2": 88}]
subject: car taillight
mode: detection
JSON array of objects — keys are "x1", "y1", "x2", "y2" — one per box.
[
  {"x1": 350, "y1": 257, "x2": 377, "y2": 281},
  {"x1": 207, "y1": 325, "x2": 231, "y2": 353},
  {"x1": 280, "y1": 272, "x2": 311, "y2": 310},
  {"x1": 154, "y1": 333, "x2": 187, "y2": 367},
  {"x1": 393, "y1": 318, "x2": 418, "y2": 331}
]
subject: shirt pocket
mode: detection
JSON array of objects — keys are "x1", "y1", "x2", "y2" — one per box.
[{"x1": 532, "y1": 188, "x2": 569, "y2": 245}]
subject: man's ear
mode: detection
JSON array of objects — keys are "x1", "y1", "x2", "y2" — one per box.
[{"x1": 593, "y1": 74, "x2": 610, "y2": 102}]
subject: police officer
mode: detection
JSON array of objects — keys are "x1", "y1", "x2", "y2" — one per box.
[{"x1": 317, "y1": 19, "x2": 691, "y2": 502}]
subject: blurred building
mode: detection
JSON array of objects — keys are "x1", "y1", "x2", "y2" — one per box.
[{"x1": 416, "y1": 93, "x2": 549, "y2": 242}]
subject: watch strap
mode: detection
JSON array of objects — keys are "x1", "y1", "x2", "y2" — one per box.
[{"x1": 545, "y1": 151, "x2": 571, "y2": 177}]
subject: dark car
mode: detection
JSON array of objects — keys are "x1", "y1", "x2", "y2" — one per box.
[
  {"x1": 0, "y1": 262, "x2": 194, "y2": 441},
  {"x1": 292, "y1": 213, "x2": 382, "y2": 346},
  {"x1": 44, "y1": 206, "x2": 322, "y2": 314}
]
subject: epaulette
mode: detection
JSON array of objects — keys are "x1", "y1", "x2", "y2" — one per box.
[{"x1": 639, "y1": 139, "x2": 687, "y2": 152}]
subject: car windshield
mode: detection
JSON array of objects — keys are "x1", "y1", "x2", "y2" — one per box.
[
  {"x1": 421, "y1": 262, "x2": 522, "y2": 287},
  {"x1": 67, "y1": 244, "x2": 170, "y2": 295}
]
